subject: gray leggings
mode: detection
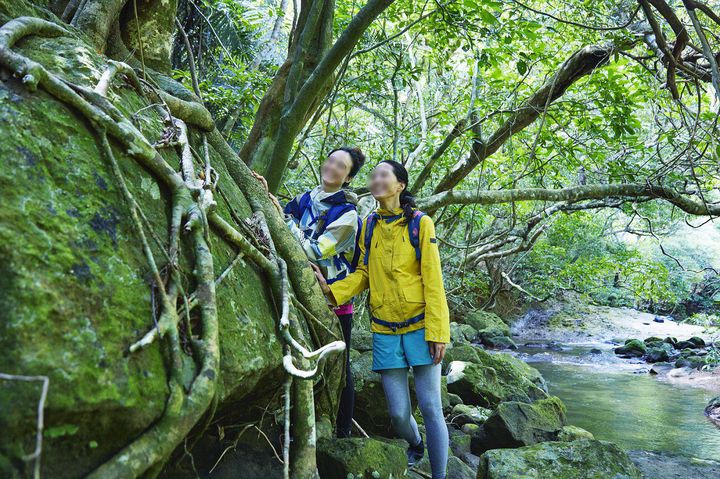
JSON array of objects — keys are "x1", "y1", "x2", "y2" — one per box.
[{"x1": 380, "y1": 363, "x2": 448, "y2": 479}]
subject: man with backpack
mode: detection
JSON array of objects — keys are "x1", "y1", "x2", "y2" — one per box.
[{"x1": 252, "y1": 146, "x2": 366, "y2": 439}]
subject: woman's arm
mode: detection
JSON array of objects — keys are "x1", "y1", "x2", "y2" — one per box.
[
  {"x1": 419, "y1": 215, "x2": 451, "y2": 344},
  {"x1": 285, "y1": 209, "x2": 359, "y2": 263},
  {"x1": 322, "y1": 219, "x2": 369, "y2": 305}
]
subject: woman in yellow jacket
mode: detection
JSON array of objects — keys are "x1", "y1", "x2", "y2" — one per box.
[{"x1": 314, "y1": 160, "x2": 450, "y2": 479}]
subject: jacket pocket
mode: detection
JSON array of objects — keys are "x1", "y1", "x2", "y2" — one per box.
[{"x1": 401, "y1": 282, "x2": 425, "y2": 303}]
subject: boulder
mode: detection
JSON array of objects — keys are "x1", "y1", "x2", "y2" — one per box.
[
  {"x1": 316, "y1": 437, "x2": 407, "y2": 479},
  {"x1": 462, "y1": 311, "x2": 510, "y2": 337},
  {"x1": 645, "y1": 342, "x2": 675, "y2": 363},
  {"x1": 557, "y1": 425, "x2": 595, "y2": 442},
  {"x1": 446, "y1": 360, "x2": 548, "y2": 409},
  {"x1": 448, "y1": 404, "x2": 492, "y2": 427},
  {"x1": 476, "y1": 439, "x2": 642, "y2": 479},
  {"x1": 0, "y1": 8, "x2": 290, "y2": 475},
  {"x1": 478, "y1": 333, "x2": 517, "y2": 350},
  {"x1": 443, "y1": 344, "x2": 547, "y2": 392},
  {"x1": 663, "y1": 336, "x2": 678, "y2": 346},
  {"x1": 643, "y1": 336, "x2": 664, "y2": 345},
  {"x1": 352, "y1": 329, "x2": 374, "y2": 352},
  {"x1": 470, "y1": 396, "x2": 567, "y2": 454},
  {"x1": 675, "y1": 356, "x2": 706, "y2": 369},
  {"x1": 688, "y1": 336, "x2": 706, "y2": 348},
  {"x1": 450, "y1": 321, "x2": 478, "y2": 344},
  {"x1": 705, "y1": 396, "x2": 720, "y2": 427},
  {"x1": 614, "y1": 339, "x2": 646, "y2": 357}
]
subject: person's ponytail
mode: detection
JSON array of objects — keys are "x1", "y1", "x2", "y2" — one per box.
[{"x1": 399, "y1": 188, "x2": 416, "y2": 224}]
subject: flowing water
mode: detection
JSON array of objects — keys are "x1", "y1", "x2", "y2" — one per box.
[{"x1": 513, "y1": 342, "x2": 720, "y2": 462}]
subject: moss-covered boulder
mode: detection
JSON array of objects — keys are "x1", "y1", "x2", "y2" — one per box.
[
  {"x1": 476, "y1": 439, "x2": 642, "y2": 479},
  {"x1": 0, "y1": 3, "x2": 291, "y2": 476},
  {"x1": 461, "y1": 311, "x2": 515, "y2": 350},
  {"x1": 444, "y1": 345, "x2": 547, "y2": 408},
  {"x1": 450, "y1": 321, "x2": 479, "y2": 344},
  {"x1": 448, "y1": 404, "x2": 493, "y2": 427},
  {"x1": 316, "y1": 437, "x2": 408, "y2": 479},
  {"x1": 470, "y1": 397, "x2": 567, "y2": 454},
  {"x1": 614, "y1": 339, "x2": 646, "y2": 358},
  {"x1": 462, "y1": 311, "x2": 510, "y2": 337},
  {"x1": 557, "y1": 425, "x2": 594, "y2": 442},
  {"x1": 645, "y1": 342, "x2": 675, "y2": 363},
  {"x1": 443, "y1": 344, "x2": 547, "y2": 391}
]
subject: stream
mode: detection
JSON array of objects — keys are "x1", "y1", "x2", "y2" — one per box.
[
  {"x1": 520, "y1": 343, "x2": 719, "y2": 457},
  {"x1": 513, "y1": 341, "x2": 720, "y2": 467}
]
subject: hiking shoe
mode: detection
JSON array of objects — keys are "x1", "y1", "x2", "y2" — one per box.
[{"x1": 406, "y1": 437, "x2": 424, "y2": 466}]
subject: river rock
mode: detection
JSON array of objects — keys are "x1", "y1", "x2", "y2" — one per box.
[
  {"x1": 705, "y1": 396, "x2": 720, "y2": 427},
  {"x1": 476, "y1": 439, "x2": 642, "y2": 479},
  {"x1": 675, "y1": 340, "x2": 699, "y2": 350},
  {"x1": 688, "y1": 336, "x2": 706, "y2": 348},
  {"x1": 443, "y1": 344, "x2": 547, "y2": 391},
  {"x1": 649, "y1": 362, "x2": 674, "y2": 375},
  {"x1": 614, "y1": 339, "x2": 646, "y2": 357},
  {"x1": 479, "y1": 333, "x2": 518, "y2": 350},
  {"x1": 675, "y1": 355, "x2": 705, "y2": 369},
  {"x1": 663, "y1": 336, "x2": 678, "y2": 346},
  {"x1": 462, "y1": 310, "x2": 511, "y2": 337},
  {"x1": 448, "y1": 404, "x2": 493, "y2": 427},
  {"x1": 557, "y1": 425, "x2": 595, "y2": 441},
  {"x1": 316, "y1": 437, "x2": 407, "y2": 479},
  {"x1": 450, "y1": 321, "x2": 478, "y2": 344},
  {"x1": 445, "y1": 356, "x2": 548, "y2": 408},
  {"x1": 470, "y1": 396, "x2": 567, "y2": 454},
  {"x1": 645, "y1": 342, "x2": 675, "y2": 363},
  {"x1": 643, "y1": 336, "x2": 664, "y2": 345}
]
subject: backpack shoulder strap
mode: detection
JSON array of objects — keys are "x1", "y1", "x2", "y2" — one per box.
[
  {"x1": 408, "y1": 209, "x2": 426, "y2": 261},
  {"x1": 363, "y1": 212, "x2": 379, "y2": 265},
  {"x1": 349, "y1": 215, "x2": 363, "y2": 272},
  {"x1": 316, "y1": 202, "x2": 356, "y2": 238}
]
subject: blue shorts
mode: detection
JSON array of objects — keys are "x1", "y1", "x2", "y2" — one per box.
[{"x1": 372, "y1": 327, "x2": 435, "y2": 372}]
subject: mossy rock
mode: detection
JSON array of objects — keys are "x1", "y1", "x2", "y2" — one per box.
[
  {"x1": 448, "y1": 404, "x2": 492, "y2": 427},
  {"x1": 614, "y1": 339, "x2": 646, "y2": 357},
  {"x1": 443, "y1": 345, "x2": 547, "y2": 409},
  {"x1": 645, "y1": 343, "x2": 675, "y2": 363},
  {"x1": 0, "y1": 4, "x2": 287, "y2": 476},
  {"x1": 477, "y1": 439, "x2": 642, "y2": 479},
  {"x1": 470, "y1": 396, "x2": 567, "y2": 454},
  {"x1": 557, "y1": 425, "x2": 595, "y2": 442},
  {"x1": 675, "y1": 356, "x2": 706, "y2": 369},
  {"x1": 643, "y1": 336, "x2": 663, "y2": 345},
  {"x1": 443, "y1": 344, "x2": 546, "y2": 390},
  {"x1": 450, "y1": 321, "x2": 478, "y2": 344},
  {"x1": 462, "y1": 311, "x2": 510, "y2": 337},
  {"x1": 316, "y1": 437, "x2": 407, "y2": 479}
]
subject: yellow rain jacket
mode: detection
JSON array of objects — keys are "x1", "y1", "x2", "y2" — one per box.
[{"x1": 327, "y1": 206, "x2": 451, "y2": 343}]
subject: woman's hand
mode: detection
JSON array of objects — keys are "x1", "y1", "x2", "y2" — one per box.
[
  {"x1": 309, "y1": 262, "x2": 331, "y2": 294},
  {"x1": 251, "y1": 170, "x2": 284, "y2": 214},
  {"x1": 428, "y1": 342, "x2": 446, "y2": 365}
]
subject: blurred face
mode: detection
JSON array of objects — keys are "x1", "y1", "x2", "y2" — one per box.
[
  {"x1": 369, "y1": 162, "x2": 405, "y2": 201},
  {"x1": 321, "y1": 150, "x2": 354, "y2": 187}
]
